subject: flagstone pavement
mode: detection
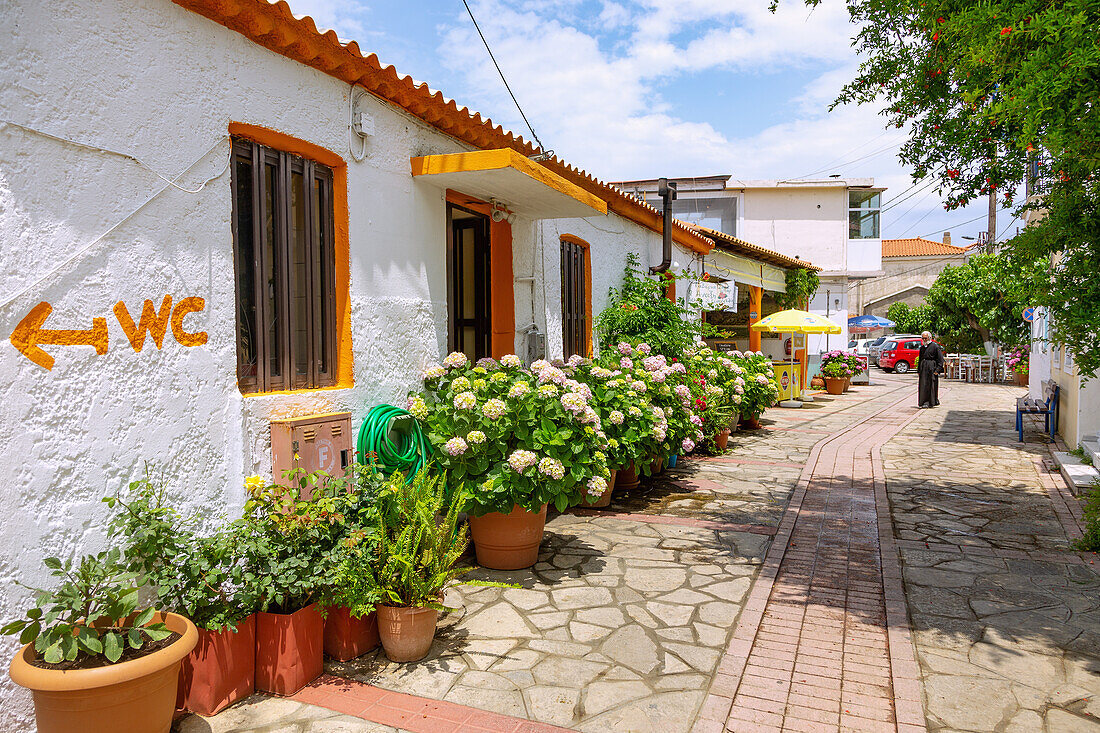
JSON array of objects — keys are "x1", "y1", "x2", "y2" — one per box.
[{"x1": 175, "y1": 372, "x2": 1099, "y2": 733}]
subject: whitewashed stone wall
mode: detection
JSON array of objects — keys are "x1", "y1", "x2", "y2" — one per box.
[{"x1": 0, "y1": 0, "x2": 678, "y2": 724}]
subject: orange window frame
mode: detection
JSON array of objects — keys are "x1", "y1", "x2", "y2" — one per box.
[
  {"x1": 228, "y1": 122, "x2": 353, "y2": 394},
  {"x1": 559, "y1": 234, "x2": 593, "y2": 358},
  {"x1": 444, "y1": 190, "x2": 516, "y2": 359}
]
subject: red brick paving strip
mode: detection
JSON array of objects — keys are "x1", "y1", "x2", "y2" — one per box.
[
  {"x1": 694, "y1": 389, "x2": 930, "y2": 733},
  {"x1": 290, "y1": 674, "x2": 574, "y2": 733}
]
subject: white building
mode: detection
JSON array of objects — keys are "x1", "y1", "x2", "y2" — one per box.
[
  {"x1": 0, "y1": 0, "x2": 814, "y2": 722},
  {"x1": 615, "y1": 176, "x2": 884, "y2": 368}
]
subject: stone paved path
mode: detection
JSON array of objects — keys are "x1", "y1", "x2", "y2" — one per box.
[
  {"x1": 177, "y1": 372, "x2": 1100, "y2": 733},
  {"x1": 882, "y1": 382, "x2": 1100, "y2": 733}
]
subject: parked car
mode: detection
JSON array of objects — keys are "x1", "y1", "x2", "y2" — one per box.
[
  {"x1": 879, "y1": 336, "x2": 923, "y2": 373},
  {"x1": 867, "y1": 336, "x2": 889, "y2": 365},
  {"x1": 854, "y1": 340, "x2": 873, "y2": 357}
]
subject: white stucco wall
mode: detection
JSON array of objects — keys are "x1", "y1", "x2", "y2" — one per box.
[
  {"x1": 0, "y1": 0, "x2": 682, "y2": 723},
  {"x1": 738, "y1": 186, "x2": 848, "y2": 272}
]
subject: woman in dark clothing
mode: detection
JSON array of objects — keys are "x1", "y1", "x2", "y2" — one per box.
[{"x1": 917, "y1": 331, "x2": 946, "y2": 408}]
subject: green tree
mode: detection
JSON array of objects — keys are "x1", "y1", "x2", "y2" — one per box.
[
  {"x1": 885, "y1": 302, "x2": 934, "y2": 336},
  {"x1": 784, "y1": 0, "x2": 1100, "y2": 375},
  {"x1": 925, "y1": 253, "x2": 1031, "y2": 351}
]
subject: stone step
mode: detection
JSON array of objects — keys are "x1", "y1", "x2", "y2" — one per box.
[
  {"x1": 1083, "y1": 439, "x2": 1100, "y2": 467},
  {"x1": 1052, "y1": 451, "x2": 1100, "y2": 496}
]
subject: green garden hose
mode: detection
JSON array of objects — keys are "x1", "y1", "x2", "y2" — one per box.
[{"x1": 356, "y1": 404, "x2": 431, "y2": 476}]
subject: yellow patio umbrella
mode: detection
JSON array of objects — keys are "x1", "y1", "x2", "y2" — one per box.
[{"x1": 751, "y1": 309, "x2": 842, "y2": 403}]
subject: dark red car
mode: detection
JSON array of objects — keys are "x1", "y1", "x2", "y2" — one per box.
[{"x1": 878, "y1": 336, "x2": 922, "y2": 373}]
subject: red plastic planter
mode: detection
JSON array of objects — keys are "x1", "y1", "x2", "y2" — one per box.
[
  {"x1": 177, "y1": 614, "x2": 256, "y2": 716},
  {"x1": 323, "y1": 607, "x2": 380, "y2": 662},
  {"x1": 255, "y1": 604, "x2": 323, "y2": 696}
]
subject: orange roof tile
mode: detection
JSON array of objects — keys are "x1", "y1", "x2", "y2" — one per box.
[
  {"x1": 687, "y1": 225, "x2": 819, "y2": 271},
  {"x1": 882, "y1": 238, "x2": 968, "y2": 257},
  {"x1": 172, "y1": 0, "x2": 714, "y2": 255}
]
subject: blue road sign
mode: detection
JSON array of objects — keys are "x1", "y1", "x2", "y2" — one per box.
[{"x1": 1022, "y1": 307, "x2": 1036, "y2": 322}]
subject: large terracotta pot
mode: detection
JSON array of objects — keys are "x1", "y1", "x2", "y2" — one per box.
[
  {"x1": 323, "y1": 607, "x2": 379, "y2": 662},
  {"x1": 651, "y1": 456, "x2": 665, "y2": 475},
  {"x1": 377, "y1": 606, "x2": 439, "y2": 662},
  {"x1": 740, "y1": 414, "x2": 762, "y2": 430},
  {"x1": 9, "y1": 611, "x2": 198, "y2": 733},
  {"x1": 176, "y1": 614, "x2": 255, "y2": 716},
  {"x1": 842, "y1": 376, "x2": 852, "y2": 392},
  {"x1": 1015, "y1": 371, "x2": 1028, "y2": 386},
  {"x1": 616, "y1": 463, "x2": 640, "y2": 492},
  {"x1": 588, "y1": 469, "x2": 618, "y2": 508},
  {"x1": 715, "y1": 429, "x2": 731, "y2": 451},
  {"x1": 823, "y1": 377, "x2": 846, "y2": 395},
  {"x1": 467, "y1": 504, "x2": 548, "y2": 570},
  {"x1": 255, "y1": 603, "x2": 323, "y2": 696}
]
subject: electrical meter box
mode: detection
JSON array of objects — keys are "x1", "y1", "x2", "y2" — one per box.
[{"x1": 270, "y1": 412, "x2": 353, "y2": 489}]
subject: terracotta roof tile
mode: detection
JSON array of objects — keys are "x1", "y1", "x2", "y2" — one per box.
[
  {"x1": 882, "y1": 238, "x2": 968, "y2": 257},
  {"x1": 172, "y1": 0, "x2": 714, "y2": 254},
  {"x1": 687, "y1": 225, "x2": 819, "y2": 271}
]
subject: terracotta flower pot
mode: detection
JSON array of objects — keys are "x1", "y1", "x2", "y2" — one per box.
[
  {"x1": 843, "y1": 376, "x2": 852, "y2": 392},
  {"x1": 377, "y1": 606, "x2": 439, "y2": 662},
  {"x1": 651, "y1": 456, "x2": 664, "y2": 475},
  {"x1": 255, "y1": 603, "x2": 323, "y2": 696},
  {"x1": 588, "y1": 469, "x2": 618, "y2": 508},
  {"x1": 176, "y1": 614, "x2": 255, "y2": 716},
  {"x1": 323, "y1": 607, "x2": 380, "y2": 662},
  {"x1": 467, "y1": 504, "x2": 548, "y2": 570},
  {"x1": 715, "y1": 429, "x2": 731, "y2": 451},
  {"x1": 1015, "y1": 371, "x2": 1028, "y2": 386},
  {"x1": 9, "y1": 611, "x2": 198, "y2": 733},
  {"x1": 823, "y1": 377, "x2": 846, "y2": 395},
  {"x1": 616, "y1": 462, "x2": 640, "y2": 492},
  {"x1": 740, "y1": 414, "x2": 762, "y2": 430}
]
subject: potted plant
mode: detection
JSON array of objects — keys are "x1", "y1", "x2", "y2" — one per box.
[
  {"x1": 234, "y1": 469, "x2": 358, "y2": 695},
  {"x1": 362, "y1": 469, "x2": 481, "y2": 662},
  {"x1": 414, "y1": 353, "x2": 609, "y2": 569},
  {"x1": 1006, "y1": 346, "x2": 1029, "y2": 385},
  {"x1": 735, "y1": 351, "x2": 780, "y2": 427},
  {"x1": 4, "y1": 549, "x2": 198, "y2": 733},
  {"x1": 318, "y1": 463, "x2": 386, "y2": 662},
  {"x1": 819, "y1": 360, "x2": 850, "y2": 395},
  {"x1": 104, "y1": 474, "x2": 256, "y2": 716}
]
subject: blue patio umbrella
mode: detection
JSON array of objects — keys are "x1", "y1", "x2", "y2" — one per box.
[{"x1": 848, "y1": 314, "x2": 896, "y2": 330}]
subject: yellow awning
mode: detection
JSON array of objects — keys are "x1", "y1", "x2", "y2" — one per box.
[{"x1": 411, "y1": 148, "x2": 607, "y2": 219}]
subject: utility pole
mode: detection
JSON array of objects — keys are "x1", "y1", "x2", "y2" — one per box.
[{"x1": 986, "y1": 188, "x2": 997, "y2": 253}]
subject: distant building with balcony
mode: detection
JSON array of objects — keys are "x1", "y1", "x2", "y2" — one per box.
[{"x1": 613, "y1": 175, "x2": 885, "y2": 359}]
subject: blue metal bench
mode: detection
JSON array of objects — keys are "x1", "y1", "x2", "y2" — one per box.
[{"x1": 1016, "y1": 379, "x2": 1059, "y2": 442}]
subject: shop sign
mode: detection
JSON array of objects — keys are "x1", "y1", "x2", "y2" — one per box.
[
  {"x1": 780, "y1": 372, "x2": 790, "y2": 389},
  {"x1": 11, "y1": 295, "x2": 208, "y2": 371},
  {"x1": 689, "y1": 281, "x2": 734, "y2": 311}
]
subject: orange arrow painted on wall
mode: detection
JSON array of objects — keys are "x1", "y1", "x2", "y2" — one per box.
[{"x1": 10, "y1": 302, "x2": 109, "y2": 371}]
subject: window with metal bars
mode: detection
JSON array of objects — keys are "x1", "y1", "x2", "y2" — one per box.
[
  {"x1": 560, "y1": 237, "x2": 589, "y2": 358},
  {"x1": 230, "y1": 138, "x2": 336, "y2": 394}
]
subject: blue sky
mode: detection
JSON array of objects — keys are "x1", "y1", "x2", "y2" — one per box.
[{"x1": 290, "y1": 0, "x2": 1018, "y2": 243}]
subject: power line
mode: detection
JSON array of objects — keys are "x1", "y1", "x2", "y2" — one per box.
[
  {"x1": 794, "y1": 129, "x2": 893, "y2": 178},
  {"x1": 462, "y1": 0, "x2": 551, "y2": 158},
  {"x1": 797, "y1": 139, "x2": 902, "y2": 179},
  {"x1": 915, "y1": 211, "x2": 989, "y2": 239},
  {"x1": 882, "y1": 178, "x2": 938, "y2": 213}
]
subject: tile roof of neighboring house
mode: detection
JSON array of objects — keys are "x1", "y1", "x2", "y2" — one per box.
[
  {"x1": 172, "y1": 0, "x2": 718, "y2": 255},
  {"x1": 688, "y1": 225, "x2": 820, "y2": 271},
  {"x1": 882, "y1": 238, "x2": 968, "y2": 257}
]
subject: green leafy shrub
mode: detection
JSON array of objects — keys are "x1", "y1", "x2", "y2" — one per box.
[
  {"x1": 104, "y1": 474, "x2": 253, "y2": 632},
  {"x1": 412, "y1": 353, "x2": 610, "y2": 515},
  {"x1": 2, "y1": 549, "x2": 172, "y2": 665},
  {"x1": 234, "y1": 468, "x2": 368, "y2": 614},
  {"x1": 595, "y1": 253, "x2": 703, "y2": 359},
  {"x1": 361, "y1": 469, "x2": 476, "y2": 609},
  {"x1": 1073, "y1": 480, "x2": 1100, "y2": 552}
]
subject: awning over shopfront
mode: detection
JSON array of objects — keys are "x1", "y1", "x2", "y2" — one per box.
[{"x1": 411, "y1": 148, "x2": 607, "y2": 219}]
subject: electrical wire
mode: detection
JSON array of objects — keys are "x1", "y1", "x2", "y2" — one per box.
[
  {"x1": 795, "y1": 139, "x2": 902, "y2": 180},
  {"x1": 881, "y1": 178, "x2": 939, "y2": 213},
  {"x1": 461, "y1": 0, "x2": 552, "y2": 158},
  {"x1": 348, "y1": 86, "x2": 369, "y2": 162},
  {"x1": 0, "y1": 133, "x2": 232, "y2": 314},
  {"x1": 1, "y1": 119, "x2": 227, "y2": 194},
  {"x1": 793, "y1": 129, "x2": 893, "y2": 179}
]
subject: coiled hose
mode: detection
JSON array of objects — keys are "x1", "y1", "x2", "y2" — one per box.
[{"x1": 356, "y1": 404, "x2": 431, "y2": 476}]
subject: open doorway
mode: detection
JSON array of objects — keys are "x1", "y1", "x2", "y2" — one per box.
[{"x1": 447, "y1": 203, "x2": 492, "y2": 361}]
